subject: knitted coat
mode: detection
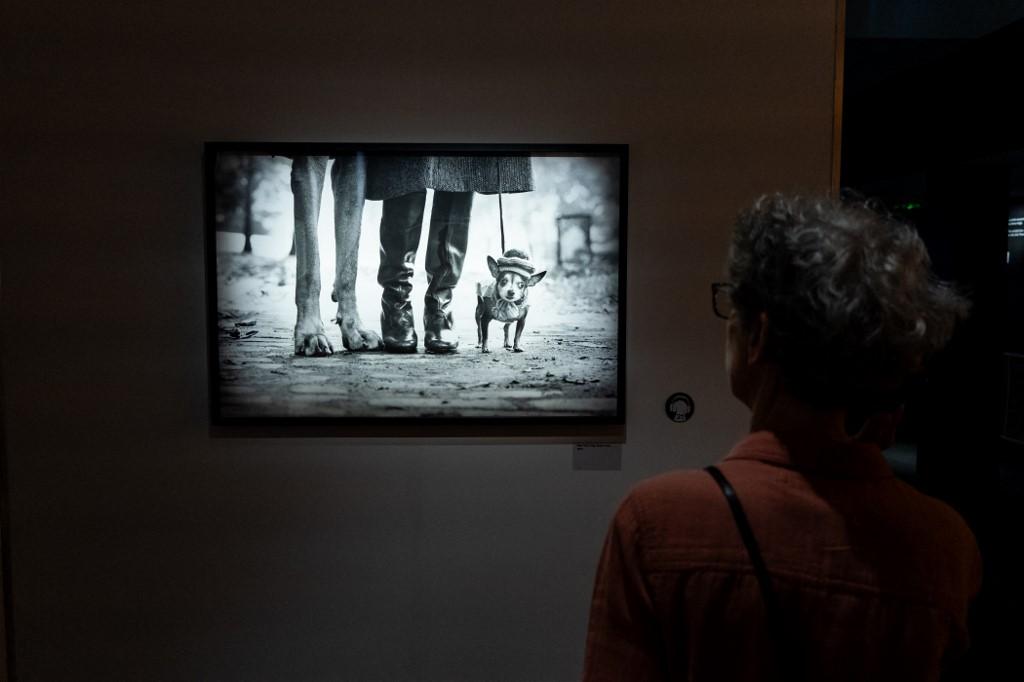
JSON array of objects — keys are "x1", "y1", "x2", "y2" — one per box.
[{"x1": 365, "y1": 155, "x2": 533, "y2": 201}]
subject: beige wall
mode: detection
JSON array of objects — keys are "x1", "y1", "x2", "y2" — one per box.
[{"x1": 0, "y1": 1, "x2": 837, "y2": 679}]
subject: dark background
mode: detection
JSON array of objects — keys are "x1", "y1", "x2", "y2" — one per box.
[{"x1": 842, "y1": 1, "x2": 1024, "y2": 677}]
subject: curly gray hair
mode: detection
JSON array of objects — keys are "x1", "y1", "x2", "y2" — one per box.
[{"x1": 728, "y1": 193, "x2": 969, "y2": 410}]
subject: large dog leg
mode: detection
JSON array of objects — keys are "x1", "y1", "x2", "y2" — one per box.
[
  {"x1": 291, "y1": 155, "x2": 333, "y2": 356},
  {"x1": 330, "y1": 153, "x2": 383, "y2": 351}
]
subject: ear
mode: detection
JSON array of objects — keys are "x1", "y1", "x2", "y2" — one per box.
[
  {"x1": 527, "y1": 270, "x2": 547, "y2": 287},
  {"x1": 487, "y1": 256, "x2": 500, "y2": 279},
  {"x1": 746, "y1": 312, "x2": 769, "y2": 365}
]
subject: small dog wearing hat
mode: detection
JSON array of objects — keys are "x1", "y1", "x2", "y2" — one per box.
[{"x1": 475, "y1": 248, "x2": 547, "y2": 353}]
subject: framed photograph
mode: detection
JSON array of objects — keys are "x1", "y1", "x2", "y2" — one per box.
[{"x1": 204, "y1": 143, "x2": 627, "y2": 431}]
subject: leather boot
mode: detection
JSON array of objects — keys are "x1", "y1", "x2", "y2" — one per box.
[
  {"x1": 424, "y1": 299, "x2": 459, "y2": 353},
  {"x1": 378, "y1": 190, "x2": 427, "y2": 353},
  {"x1": 424, "y1": 190, "x2": 473, "y2": 354}
]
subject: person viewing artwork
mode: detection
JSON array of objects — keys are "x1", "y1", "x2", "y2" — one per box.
[{"x1": 583, "y1": 194, "x2": 981, "y2": 681}]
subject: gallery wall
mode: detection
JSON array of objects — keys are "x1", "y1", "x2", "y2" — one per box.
[{"x1": 0, "y1": 1, "x2": 837, "y2": 679}]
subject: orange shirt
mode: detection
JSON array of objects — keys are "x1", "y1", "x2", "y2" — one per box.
[{"x1": 583, "y1": 431, "x2": 981, "y2": 681}]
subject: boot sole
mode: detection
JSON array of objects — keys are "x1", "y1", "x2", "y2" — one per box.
[{"x1": 383, "y1": 344, "x2": 418, "y2": 354}]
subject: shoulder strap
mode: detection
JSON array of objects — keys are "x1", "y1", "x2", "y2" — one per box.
[
  {"x1": 705, "y1": 465, "x2": 798, "y2": 678},
  {"x1": 704, "y1": 465, "x2": 779, "y2": 615}
]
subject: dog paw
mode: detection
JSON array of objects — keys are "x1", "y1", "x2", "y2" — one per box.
[
  {"x1": 512, "y1": 347, "x2": 524, "y2": 353},
  {"x1": 337, "y1": 316, "x2": 384, "y2": 352},
  {"x1": 343, "y1": 329, "x2": 384, "y2": 352},
  {"x1": 295, "y1": 333, "x2": 334, "y2": 356},
  {"x1": 294, "y1": 321, "x2": 334, "y2": 356}
]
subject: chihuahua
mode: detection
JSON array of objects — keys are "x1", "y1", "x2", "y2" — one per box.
[{"x1": 475, "y1": 248, "x2": 547, "y2": 353}]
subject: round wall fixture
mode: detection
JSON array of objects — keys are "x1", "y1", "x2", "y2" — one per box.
[{"x1": 665, "y1": 392, "x2": 695, "y2": 423}]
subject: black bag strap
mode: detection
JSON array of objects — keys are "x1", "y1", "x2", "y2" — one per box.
[{"x1": 705, "y1": 465, "x2": 797, "y2": 678}]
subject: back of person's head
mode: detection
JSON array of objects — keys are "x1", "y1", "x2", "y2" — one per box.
[{"x1": 727, "y1": 193, "x2": 970, "y2": 411}]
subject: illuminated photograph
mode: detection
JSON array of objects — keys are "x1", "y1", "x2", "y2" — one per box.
[{"x1": 205, "y1": 143, "x2": 627, "y2": 425}]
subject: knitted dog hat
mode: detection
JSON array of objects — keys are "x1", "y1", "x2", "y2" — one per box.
[{"x1": 495, "y1": 248, "x2": 536, "y2": 279}]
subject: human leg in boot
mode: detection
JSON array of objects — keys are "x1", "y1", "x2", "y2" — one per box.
[
  {"x1": 423, "y1": 190, "x2": 473, "y2": 354},
  {"x1": 377, "y1": 190, "x2": 427, "y2": 353}
]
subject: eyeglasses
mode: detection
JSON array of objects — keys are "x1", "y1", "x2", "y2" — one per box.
[{"x1": 711, "y1": 282, "x2": 735, "y2": 320}]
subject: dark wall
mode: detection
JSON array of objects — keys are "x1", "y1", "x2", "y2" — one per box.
[{"x1": 0, "y1": 1, "x2": 838, "y2": 679}]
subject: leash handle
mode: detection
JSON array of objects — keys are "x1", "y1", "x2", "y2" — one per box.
[{"x1": 705, "y1": 465, "x2": 797, "y2": 679}]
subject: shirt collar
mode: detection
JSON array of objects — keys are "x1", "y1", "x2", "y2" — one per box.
[{"x1": 724, "y1": 430, "x2": 895, "y2": 480}]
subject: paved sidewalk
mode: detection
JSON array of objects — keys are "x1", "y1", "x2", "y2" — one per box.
[{"x1": 213, "y1": 254, "x2": 620, "y2": 419}]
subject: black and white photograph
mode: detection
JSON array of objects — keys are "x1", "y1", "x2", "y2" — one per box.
[{"x1": 205, "y1": 143, "x2": 627, "y2": 424}]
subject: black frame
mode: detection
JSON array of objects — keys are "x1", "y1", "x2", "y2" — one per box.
[{"x1": 203, "y1": 142, "x2": 628, "y2": 435}]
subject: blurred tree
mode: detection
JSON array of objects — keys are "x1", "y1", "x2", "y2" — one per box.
[
  {"x1": 533, "y1": 156, "x2": 620, "y2": 265},
  {"x1": 214, "y1": 154, "x2": 291, "y2": 253}
]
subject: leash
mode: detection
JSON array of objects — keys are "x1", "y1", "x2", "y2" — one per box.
[{"x1": 496, "y1": 158, "x2": 505, "y2": 253}]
